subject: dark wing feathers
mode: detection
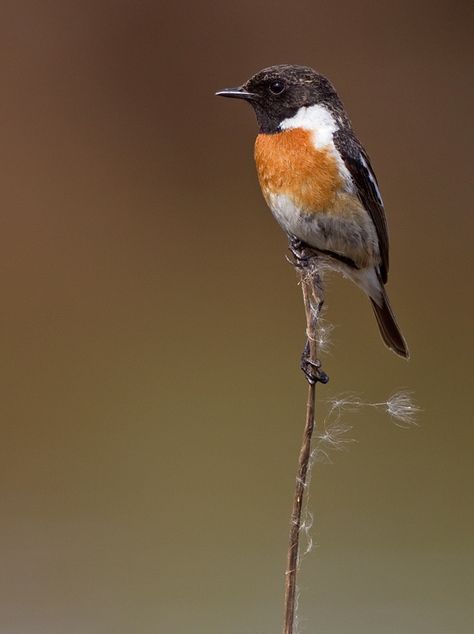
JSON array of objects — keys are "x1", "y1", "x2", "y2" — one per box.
[{"x1": 334, "y1": 132, "x2": 389, "y2": 284}]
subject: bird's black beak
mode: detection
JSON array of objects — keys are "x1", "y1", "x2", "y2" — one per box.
[{"x1": 215, "y1": 87, "x2": 257, "y2": 101}]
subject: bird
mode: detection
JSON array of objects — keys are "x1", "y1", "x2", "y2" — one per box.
[{"x1": 216, "y1": 64, "x2": 409, "y2": 360}]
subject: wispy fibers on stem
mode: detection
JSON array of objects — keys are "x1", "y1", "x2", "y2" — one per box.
[
  {"x1": 281, "y1": 239, "x2": 419, "y2": 634},
  {"x1": 283, "y1": 241, "x2": 327, "y2": 634}
]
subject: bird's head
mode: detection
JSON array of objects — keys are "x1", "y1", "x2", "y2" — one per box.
[{"x1": 216, "y1": 64, "x2": 343, "y2": 133}]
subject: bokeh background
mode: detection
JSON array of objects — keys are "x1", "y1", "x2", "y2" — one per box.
[{"x1": 1, "y1": 1, "x2": 472, "y2": 633}]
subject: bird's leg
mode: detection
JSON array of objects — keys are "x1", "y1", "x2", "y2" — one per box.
[
  {"x1": 300, "y1": 338, "x2": 329, "y2": 385},
  {"x1": 288, "y1": 233, "x2": 329, "y2": 384},
  {"x1": 288, "y1": 234, "x2": 317, "y2": 269}
]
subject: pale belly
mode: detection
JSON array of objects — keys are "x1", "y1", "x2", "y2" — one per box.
[{"x1": 266, "y1": 190, "x2": 379, "y2": 270}]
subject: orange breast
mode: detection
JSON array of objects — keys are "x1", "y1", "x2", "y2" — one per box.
[{"x1": 254, "y1": 128, "x2": 342, "y2": 213}]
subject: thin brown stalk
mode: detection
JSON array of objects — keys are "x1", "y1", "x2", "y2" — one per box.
[{"x1": 283, "y1": 252, "x2": 324, "y2": 634}]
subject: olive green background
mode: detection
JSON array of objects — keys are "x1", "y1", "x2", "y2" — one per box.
[{"x1": 1, "y1": 2, "x2": 472, "y2": 633}]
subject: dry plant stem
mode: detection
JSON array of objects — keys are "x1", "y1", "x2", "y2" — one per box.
[{"x1": 283, "y1": 261, "x2": 322, "y2": 634}]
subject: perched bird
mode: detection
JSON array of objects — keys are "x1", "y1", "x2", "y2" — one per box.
[{"x1": 216, "y1": 64, "x2": 409, "y2": 359}]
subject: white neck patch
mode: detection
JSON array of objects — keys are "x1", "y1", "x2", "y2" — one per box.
[{"x1": 279, "y1": 104, "x2": 337, "y2": 149}]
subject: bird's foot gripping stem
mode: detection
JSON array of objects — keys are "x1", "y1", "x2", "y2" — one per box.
[
  {"x1": 300, "y1": 347, "x2": 329, "y2": 385},
  {"x1": 288, "y1": 235, "x2": 316, "y2": 270}
]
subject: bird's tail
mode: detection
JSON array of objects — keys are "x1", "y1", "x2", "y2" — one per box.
[{"x1": 370, "y1": 287, "x2": 409, "y2": 359}]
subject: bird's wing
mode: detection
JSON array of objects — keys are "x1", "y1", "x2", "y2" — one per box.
[{"x1": 334, "y1": 132, "x2": 389, "y2": 283}]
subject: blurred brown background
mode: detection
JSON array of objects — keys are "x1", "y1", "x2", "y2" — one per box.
[{"x1": 1, "y1": 1, "x2": 472, "y2": 633}]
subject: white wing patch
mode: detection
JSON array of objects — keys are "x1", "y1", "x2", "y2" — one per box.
[{"x1": 359, "y1": 153, "x2": 384, "y2": 206}]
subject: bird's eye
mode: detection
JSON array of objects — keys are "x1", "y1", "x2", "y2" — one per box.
[{"x1": 269, "y1": 80, "x2": 285, "y2": 95}]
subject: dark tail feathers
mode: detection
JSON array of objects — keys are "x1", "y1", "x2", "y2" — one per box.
[{"x1": 370, "y1": 289, "x2": 409, "y2": 359}]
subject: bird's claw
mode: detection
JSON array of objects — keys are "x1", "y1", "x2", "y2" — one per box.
[
  {"x1": 288, "y1": 235, "x2": 317, "y2": 269},
  {"x1": 300, "y1": 355, "x2": 329, "y2": 385}
]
